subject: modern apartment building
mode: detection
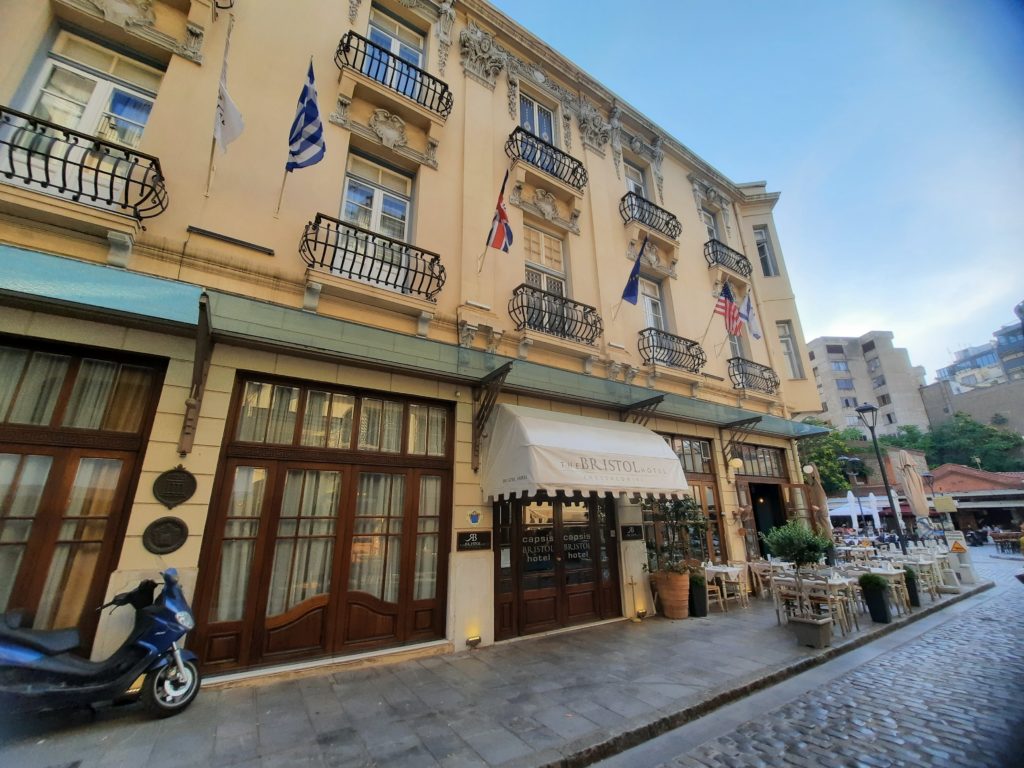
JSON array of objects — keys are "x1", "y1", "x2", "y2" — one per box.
[
  {"x1": 936, "y1": 342, "x2": 1006, "y2": 393},
  {"x1": 807, "y1": 332, "x2": 929, "y2": 437},
  {"x1": 994, "y1": 320, "x2": 1024, "y2": 382},
  {"x1": 0, "y1": 0, "x2": 822, "y2": 674}
]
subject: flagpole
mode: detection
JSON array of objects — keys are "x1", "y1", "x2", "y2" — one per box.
[
  {"x1": 274, "y1": 169, "x2": 289, "y2": 217},
  {"x1": 204, "y1": 137, "x2": 217, "y2": 197},
  {"x1": 476, "y1": 248, "x2": 488, "y2": 274},
  {"x1": 611, "y1": 299, "x2": 624, "y2": 321}
]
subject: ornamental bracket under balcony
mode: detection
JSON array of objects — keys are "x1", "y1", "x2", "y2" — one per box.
[
  {"x1": 0, "y1": 105, "x2": 168, "y2": 234},
  {"x1": 335, "y1": 31, "x2": 453, "y2": 132},
  {"x1": 728, "y1": 357, "x2": 780, "y2": 395}
]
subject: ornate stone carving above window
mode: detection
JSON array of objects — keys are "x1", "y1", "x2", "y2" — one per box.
[
  {"x1": 689, "y1": 173, "x2": 733, "y2": 237},
  {"x1": 459, "y1": 22, "x2": 506, "y2": 88},
  {"x1": 56, "y1": 0, "x2": 204, "y2": 63},
  {"x1": 577, "y1": 98, "x2": 610, "y2": 155},
  {"x1": 628, "y1": 235, "x2": 677, "y2": 279},
  {"x1": 369, "y1": 109, "x2": 408, "y2": 149},
  {"x1": 609, "y1": 115, "x2": 667, "y2": 204},
  {"x1": 330, "y1": 96, "x2": 438, "y2": 169},
  {"x1": 509, "y1": 182, "x2": 581, "y2": 235}
]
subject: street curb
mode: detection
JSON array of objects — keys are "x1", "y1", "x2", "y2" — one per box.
[{"x1": 523, "y1": 579, "x2": 995, "y2": 768}]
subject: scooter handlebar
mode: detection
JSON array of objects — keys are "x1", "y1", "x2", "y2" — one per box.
[{"x1": 98, "y1": 579, "x2": 159, "y2": 611}]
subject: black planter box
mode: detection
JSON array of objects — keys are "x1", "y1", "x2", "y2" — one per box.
[
  {"x1": 864, "y1": 590, "x2": 892, "y2": 623},
  {"x1": 689, "y1": 583, "x2": 708, "y2": 617}
]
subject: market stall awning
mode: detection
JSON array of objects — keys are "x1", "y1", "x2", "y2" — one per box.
[{"x1": 480, "y1": 404, "x2": 688, "y2": 500}]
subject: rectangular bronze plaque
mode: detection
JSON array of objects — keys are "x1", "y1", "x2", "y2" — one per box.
[
  {"x1": 457, "y1": 531, "x2": 492, "y2": 551},
  {"x1": 620, "y1": 525, "x2": 644, "y2": 541}
]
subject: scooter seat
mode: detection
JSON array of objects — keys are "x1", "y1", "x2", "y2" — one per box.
[{"x1": 0, "y1": 620, "x2": 81, "y2": 655}]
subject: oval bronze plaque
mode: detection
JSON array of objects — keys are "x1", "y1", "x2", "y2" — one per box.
[
  {"x1": 143, "y1": 517, "x2": 189, "y2": 555},
  {"x1": 153, "y1": 465, "x2": 197, "y2": 509}
]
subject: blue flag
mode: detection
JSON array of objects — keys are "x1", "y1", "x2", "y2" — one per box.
[
  {"x1": 621, "y1": 235, "x2": 648, "y2": 305},
  {"x1": 286, "y1": 62, "x2": 325, "y2": 171}
]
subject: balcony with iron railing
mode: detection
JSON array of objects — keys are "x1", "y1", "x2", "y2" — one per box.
[
  {"x1": 638, "y1": 328, "x2": 707, "y2": 373},
  {"x1": 728, "y1": 357, "x2": 780, "y2": 395},
  {"x1": 335, "y1": 31, "x2": 454, "y2": 122},
  {"x1": 300, "y1": 213, "x2": 446, "y2": 302},
  {"x1": 704, "y1": 238, "x2": 753, "y2": 279},
  {"x1": 0, "y1": 105, "x2": 168, "y2": 221},
  {"x1": 508, "y1": 283, "x2": 602, "y2": 346},
  {"x1": 505, "y1": 127, "x2": 588, "y2": 193},
  {"x1": 619, "y1": 192, "x2": 681, "y2": 240}
]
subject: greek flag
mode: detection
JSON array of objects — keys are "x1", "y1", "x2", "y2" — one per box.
[{"x1": 286, "y1": 62, "x2": 325, "y2": 171}]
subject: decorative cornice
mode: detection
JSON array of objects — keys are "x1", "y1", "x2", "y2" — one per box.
[
  {"x1": 459, "y1": 21, "x2": 506, "y2": 89},
  {"x1": 509, "y1": 182, "x2": 580, "y2": 235},
  {"x1": 330, "y1": 96, "x2": 438, "y2": 169}
]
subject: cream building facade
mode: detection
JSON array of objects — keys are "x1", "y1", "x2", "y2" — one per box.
[{"x1": 0, "y1": 0, "x2": 822, "y2": 675}]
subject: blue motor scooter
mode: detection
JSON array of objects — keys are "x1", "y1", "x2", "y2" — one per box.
[{"x1": 0, "y1": 568, "x2": 201, "y2": 717}]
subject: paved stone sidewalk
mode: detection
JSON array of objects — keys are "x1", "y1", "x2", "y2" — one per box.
[
  {"x1": 655, "y1": 581, "x2": 1024, "y2": 768},
  {"x1": 0, "y1": 548, "x2": 1011, "y2": 768}
]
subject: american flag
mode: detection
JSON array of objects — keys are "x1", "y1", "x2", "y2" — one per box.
[
  {"x1": 486, "y1": 170, "x2": 513, "y2": 252},
  {"x1": 714, "y1": 282, "x2": 744, "y2": 336}
]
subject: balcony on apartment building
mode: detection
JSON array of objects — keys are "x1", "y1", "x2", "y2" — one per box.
[
  {"x1": 638, "y1": 328, "x2": 707, "y2": 373},
  {"x1": 505, "y1": 127, "x2": 588, "y2": 193},
  {"x1": 335, "y1": 31, "x2": 454, "y2": 122},
  {"x1": 619, "y1": 192, "x2": 681, "y2": 240},
  {"x1": 704, "y1": 238, "x2": 752, "y2": 279},
  {"x1": 300, "y1": 213, "x2": 447, "y2": 302},
  {"x1": 508, "y1": 283, "x2": 603, "y2": 346},
  {"x1": 0, "y1": 105, "x2": 168, "y2": 221},
  {"x1": 728, "y1": 357, "x2": 780, "y2": 395}
]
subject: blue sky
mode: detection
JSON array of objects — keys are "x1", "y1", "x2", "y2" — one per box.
[{"x1": 488, "y1": 0, "x2": 1024, "y2": 379}]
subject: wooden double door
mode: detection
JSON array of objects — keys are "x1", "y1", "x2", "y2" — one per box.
[
  {"x1": 495, "y1": 494, "x2": 621, "y2": 639},
  {"x1": 193, "y1": 458, "x2": 449, "y2": 672}
]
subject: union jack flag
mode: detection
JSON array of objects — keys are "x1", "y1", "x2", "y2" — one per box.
[
  {"x1": 486, "y1": 170, "x2": 513, "y2": 252},
  {"x1": 714, "y1": 282, "x2": 744, "y2": 336}
]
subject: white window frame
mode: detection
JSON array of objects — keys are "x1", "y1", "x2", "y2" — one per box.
[
  {"x1": 753, "y1": 226, "x2": 779, "y2": 277},
  {"x1": 625, "y1": 162, "x2": 647, "y2": 198},
  {"x1": 519, "y1": 92, "x2": 557, "y2": 146},
  {"x1": 701, "y1": 208, "x2": 719, "y2": 242},
  {"x1": 640, "y1": 278, "x2": 664, "y2": 331},
  {"x1": 341, "y1": 155, "x2": 412, "y2": 239},
  {"x1": 776, "y1": 320, "x2": 805, "y2": 379},
  {"x1": 728, "y1": 333, "x2": 746, "y2": 359},
  {"x1": 367, "y1": 7, "x2": 425, "y2": 67}
]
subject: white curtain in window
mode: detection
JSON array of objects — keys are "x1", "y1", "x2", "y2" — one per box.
[
  {"x1": 63, "y1": 359, "x2": 117, "y2": 429},
  {"x1": 0, "y1": 454, "x2": 53, "y2": 611},
  {"x1": 0, "y1": 347, "x2": 29, "y2": 420},
  {"x1": 212, "y1": 466, "x2": 267, "y2": 623},
  {"x1": 413, "y1": 476, "x2": 441, "y2": 600},
  {"x1": 103, "y1": 365, "x2": 153, "y2": 432},
  {"x1": 8, "y1": 352, "x2": 70, "y2": 425},
  {"x1": 349, "y1": 473, "x2": 404, "y2": 601}
]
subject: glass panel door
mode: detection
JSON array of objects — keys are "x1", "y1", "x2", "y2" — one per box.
[
  {"x1": 519, "y1": 500, "x2": 556, "y2": 632},
  {"x1": 0, "y1": 453, "x2": 54, "y2": 612}
]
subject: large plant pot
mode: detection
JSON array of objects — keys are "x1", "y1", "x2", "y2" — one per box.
[
  {"x1": 864, "y1": 589, "x2": 892, "y2": 623},
  {"x1": 789, "y1": 616, "x2": 832, "y2": 648},
  {"x1": 657, "y1": 571, "x2": 690, "y2": 619},
  {"x1": 906, "y1": 578, "x2": 920, "y2": 608},
  {"x1": 689, "y1": 581, "x2": 708, "y2": 617}
]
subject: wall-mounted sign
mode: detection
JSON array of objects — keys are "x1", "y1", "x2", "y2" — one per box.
[
  {"x1": 457, "y1": 531, "x2": 492, "y2": 551},
  {"x1": 143, "y1": 517, "x2": 189, "y2": 555},
  {"x1": 620, "y1": 525, "x2": 644, "y2": 541},
  {"x1": 153, "y1": 465, "x2": 197, "y2": 509}
]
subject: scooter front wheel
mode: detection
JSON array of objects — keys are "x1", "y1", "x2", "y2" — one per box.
[{"x1": 142, "y1": 659, "x2": 200, "y2": 717}]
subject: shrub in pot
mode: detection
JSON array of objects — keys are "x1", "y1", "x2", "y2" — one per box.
[
  {"x1": 761, "y1": 521, "x2": 834, "y2": 647},
  {"x1": 859, "y1": 572, "x2": 892, "y2": 623},
  {"x1": 903, "y1": 566, "x2": 920, "y2": 607}
]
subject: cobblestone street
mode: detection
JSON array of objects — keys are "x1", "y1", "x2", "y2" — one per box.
[{"x1": 603, "y1": 551, "x2": 1024, "y2": 768}]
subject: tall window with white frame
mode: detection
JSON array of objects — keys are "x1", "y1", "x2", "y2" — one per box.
[
  {"x1": 523, "y1": 225, "x2": 567, "y2": 335},
  {"x1": 625, "y1": 162, "x2": 647, "y2": 198},
  {"x1": 339, "y1": 155, "x2": 414, "y2": 290},
  {"x1": 639, "y1": 278, "x2": 664, "y2": 332},
  {"x1": 777, "y1": 320, "x2": 805, "y2": 378},
  {"x1": 25, "y1": 31, "x2": 162, "y2": 149},
  {"x1": 753, "y1": 226, "x2": 780, "y2": 277},
  {"x1": 519, "y1": 93, "x2": 557, "y2": 173},
  {"x1": 365, "y1": 7, "x2": 425, "y2": 99},
  {"x1": 701, "y1": 208, "x2": 720, "y2": 242}
]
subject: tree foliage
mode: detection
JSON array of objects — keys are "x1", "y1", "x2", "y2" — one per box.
[
  {"x1": 797, "y1": 419, "x2": 863, "y2": 494},
  {"x1": 878, "y1": 425, "x2": 929, "y2": 452},
  {"x1": 928, "y1": 412, "x2": 1024, "y2": 471}
]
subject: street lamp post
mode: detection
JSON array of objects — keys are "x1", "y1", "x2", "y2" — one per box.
[{"x1": 855, "y1": 403, "x2": 907, "y2": 551}]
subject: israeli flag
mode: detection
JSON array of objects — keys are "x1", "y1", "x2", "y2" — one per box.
[
  {"x1": 286, "y1": 62, "x2": 325, "y2": 171},
  {"x1": 739, "y1": 292, "x2": 762, "y2": 340}
]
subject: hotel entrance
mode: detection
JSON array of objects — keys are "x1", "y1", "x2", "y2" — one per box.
[{"x1": 493, "y1": 494, "x2": 620, "y2": 639}]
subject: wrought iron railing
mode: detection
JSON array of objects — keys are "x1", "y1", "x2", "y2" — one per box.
[
  {"x1": 728, "y1": 357, "x2": 780, "y2": 395},
  {"x1": 505, "y1": 127, "x2": 588, "y2": 192},
  {"x1": 508, "y1": 283, "x2": 602, "y2": 345},
  {"x1": 335, "y1": 31, "x2": 453, "y2": 121},
  {"x1": 704, "y1": 238, "x2": 752, "y2": 279},
  {"x1": 300, "y1": 213, "x2": 446, "y2": 301},
  {"x1": 0, "y1": 105, "x2": 168, "y2": 220},
  {"x1": 619, "y1": 192, "x2": 681, "y2": 239},
  {"x1": 638, "y1": 328, "x2": 707, "y2": 372}
]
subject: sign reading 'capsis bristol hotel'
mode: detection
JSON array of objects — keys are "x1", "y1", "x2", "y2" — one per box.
[{"x1": 560, "y1": 455, "x2": 671, "y2": 480}]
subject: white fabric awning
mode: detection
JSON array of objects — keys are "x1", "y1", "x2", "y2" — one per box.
[{"x1": 480, "y1": 404, "x2": 688, "y2": 500}]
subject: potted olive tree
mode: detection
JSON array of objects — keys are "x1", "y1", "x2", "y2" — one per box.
[
  {"x1": 859, "y1": 573, "x2": 892, "y2": 623},
  {"x1": 761, "y1": 520, "x2": 833, "y2": 648},
  {"x1": 651, "y1": 496, "x2": 707, "y2": 619}
]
